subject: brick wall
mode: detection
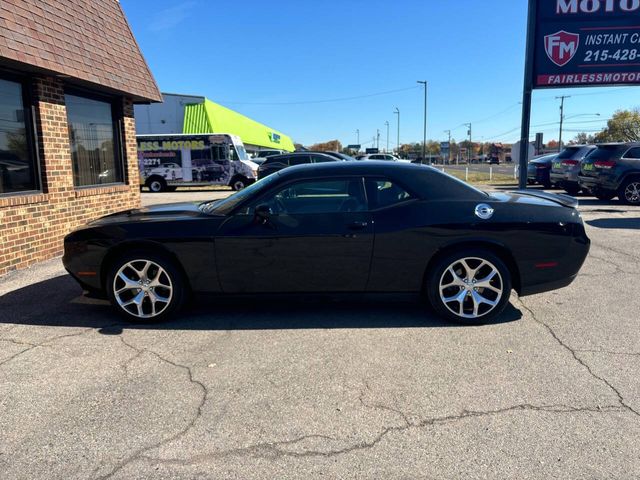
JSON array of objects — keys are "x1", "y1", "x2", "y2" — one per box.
[{"x1": 0, "y1": 76, "x2": 141, "y2": 276}]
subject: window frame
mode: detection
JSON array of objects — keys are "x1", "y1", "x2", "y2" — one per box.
[
  {"x1": 64, "y1": 86, "x2": 126, "y2": 189},
  {"x1": 0, "y1": 71, "x2": 42, "y2": 197},
  {"x1": 621, "y1": 147, "x2": 640, "y2": 160},
  {"x1": 364, "y1": 176, "x2": 417, "y2": 211}
]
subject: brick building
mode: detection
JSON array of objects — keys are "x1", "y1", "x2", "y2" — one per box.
[{"x1": 0, "y1": 0, "x2": 161, "y2": 276}]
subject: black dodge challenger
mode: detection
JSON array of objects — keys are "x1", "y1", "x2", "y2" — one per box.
[{"x1": 63, "y1": 162, "x2": 590, "y2": 324}]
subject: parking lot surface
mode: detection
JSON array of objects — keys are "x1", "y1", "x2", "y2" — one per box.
[{"x1": 1, "y1": 192, "x2": 639, "y2": 479}]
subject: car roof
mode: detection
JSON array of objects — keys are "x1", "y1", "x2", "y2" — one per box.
[
  {"x1": 276, "y1": 160, "x2": 430, "y2": 178},
  {"x1": 594, "y1": 142, "x2": 640, "y2": 147}
]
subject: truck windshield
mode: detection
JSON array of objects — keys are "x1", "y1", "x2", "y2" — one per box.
[{"x1": 231, "y1": 143, "x2": 249, "y2": 160}]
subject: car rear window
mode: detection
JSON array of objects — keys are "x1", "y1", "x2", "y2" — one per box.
[
  {"x1": 588, "y1": 145, "x2": 629, "y2": 161},
  {"x1": 556, "y1": 147, "x2": 581, "y2": 160}
]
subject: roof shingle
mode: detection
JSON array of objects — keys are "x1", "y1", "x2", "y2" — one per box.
[{"x1": 0, "y1": 0, "x2": 161, "y2": 102}]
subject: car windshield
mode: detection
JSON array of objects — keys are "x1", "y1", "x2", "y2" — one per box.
[{"x1": 199, "y1": 174, "x2": 279, "y2": 215}]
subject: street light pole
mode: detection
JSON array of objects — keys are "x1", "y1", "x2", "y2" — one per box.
[
  {"x1": 385, "y1": 121, "x2": 389, "y2": 153},
  {"x1": 417, "y1": 81, "x2": 428, "y2": 163},
  {"x1": 556, "y1": 95, "x2": 570, "y2": 152},
  {"x1": 393, "y1": 107, "x2": 400, "y2": 155},
  {"x1": 444, "y1": 129, "x2": 451, "y2": 164},
  {"x1": 464, "y1": 123, "x2": 472, "y2": 163},
  {"x1": 376, "y1": 129, "x2": 380, "y2": 150},
  {"x1": 356, "y1": 129, "x2": 360, "y2": 145}
]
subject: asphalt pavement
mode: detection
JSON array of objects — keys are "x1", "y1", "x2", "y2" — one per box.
[{"x1": 1, "y1": 191, "x2": 639, "y2": 479}]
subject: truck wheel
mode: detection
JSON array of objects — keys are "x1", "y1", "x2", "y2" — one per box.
[
  {"x1": 230, "y1": 176, "x2": 248, "y2": 191},
  {"x1": 146, "y1": 177, "x2": 167, "y2": 193}
]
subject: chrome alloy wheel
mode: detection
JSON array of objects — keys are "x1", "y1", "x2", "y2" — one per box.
[
  {"x1": 624, "y1": 181, "x2": 640, "y2": 204},
  {"x1": 439, "y1": 257, "x2": 503, "y2": 319},
  {"x1": 113, "y1": 259, "x2": 173, "y2": 319}
]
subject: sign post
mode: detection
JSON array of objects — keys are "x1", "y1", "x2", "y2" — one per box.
[{"x1": 519, "y1": 0, "x2": 640, "y2": 189}]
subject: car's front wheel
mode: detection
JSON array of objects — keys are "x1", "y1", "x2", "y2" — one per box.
[
  {"x1": 106, "y1": 252, "x2": 185, "y2": 322},
  {"x1": 426, "y1": 249, "x2": 511, "y2": 324},
  {"x1": 619, "y1": 177, "x2": 640, "y2": 205}
]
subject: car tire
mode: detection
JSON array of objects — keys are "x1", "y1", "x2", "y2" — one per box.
[
  {"x1": 594, "y1": 189, "x2": 616, "y2": 201},
  {"x1": 106, "y1": 251, "x2": 186, "y2": 323},
  {"x1": 426, "y1": 249, "x2": 512, "y2": 325},
  {"x1": 618, "y1": 177, "x2": 640, "y2": 205},
  {"x1": 230, "y1": 176, "x2": 248, "y2": 191},
  {"x1": 146, "y1": 177, "x2": 167, "y2": 193}
]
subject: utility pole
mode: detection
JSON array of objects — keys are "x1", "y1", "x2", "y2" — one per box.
[
  {"x1": 376, "y1": 129, "x2": 380, "y2": 150},
  {"x1": 465, "y1": 123, "x2": 472, "y2": 163},
  {"x1": 385, "y1": 121, "x2": 389, "y2": 152},
  {"x1": 356, "y1": 129, "x2": 360, "y2": 145},
  {"x1": 417, "y1": 80, "x2": 428, "y2": 163},
  {"x1": 393, "y1": 107, "x2": 400, "y2": 155},
  {"x1": 556, "y1": 95, "x2": 570, "y2": 153},
  {"x1": 444, "y1": 129, "x2": 451, "y2": 164}
]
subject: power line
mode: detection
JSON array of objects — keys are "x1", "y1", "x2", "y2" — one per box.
[{"x1": 218, "y1": 86, "x2": 419, "y2": 106}]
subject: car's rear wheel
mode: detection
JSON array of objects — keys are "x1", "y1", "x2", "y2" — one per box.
[
  {"x1": 106, "y1": 252, "x2": 185, "y2": 323},
  {"x1": 594, "y1": 189, "x2": 616, "y2": 201},
  {"x1": 426, "y1": 249, "x2": 511, "y2": 324},
  {"x1": 619, "y1": 178, "x2": 640, "y2": 205}
]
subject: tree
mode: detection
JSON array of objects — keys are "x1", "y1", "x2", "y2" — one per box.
[
  {"x1": 570, "y1": 132, "x2": 595, "y2": 145},
  {"x1": 310, "y1": 140, "x2": 342, "y2": 152},
  {"x1": 594, "y1": 109, "x2": 640, "y2": 143},
  {"x1": 546, "y1": 139, "x2": 559, "y2": 150}
]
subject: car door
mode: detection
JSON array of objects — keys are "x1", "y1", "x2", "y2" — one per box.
[{"x1": 215, "y1": 177, "x2": 374, "y2": 293}]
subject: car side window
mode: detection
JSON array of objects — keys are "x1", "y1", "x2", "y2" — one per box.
[
  {"x1": 257, "y1": 178, "x2": 367, "y2": 215},
  {"x1": 263, "y1": 156, "x2": 287, "y2": 166},
  {"x1": 365, "y1": 178, "x2": 413, "y2": 210},
  {"x1": 622, "y1": 147, "x2": 640, "y2": 159},
  {"x1": 288, "y1": 155, "x2": 311, "y2": 166},
  {"x1": 312, "y1": 155, "x2": 333, "y2": 163}
]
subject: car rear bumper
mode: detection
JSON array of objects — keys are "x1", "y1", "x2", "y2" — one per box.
[
  {"x1": 518, "y1": 224, "x2": 590, "y2": 297},
  {"x1": 578, "y1": 175, "x2": 618, "y2": 192}
]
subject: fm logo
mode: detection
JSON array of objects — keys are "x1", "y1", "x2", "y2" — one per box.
[{"x1": 545, "y1": 31, "x2": 580, "y2": 67}]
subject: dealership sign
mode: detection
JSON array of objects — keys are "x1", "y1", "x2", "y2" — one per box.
[{"x1": 533, "y1": 0, "x2": 640, "y2": 87}]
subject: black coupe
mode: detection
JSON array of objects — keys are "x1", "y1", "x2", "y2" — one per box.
[{"x1": 63, "y1": 162, "x2": 590, "y2": 324}]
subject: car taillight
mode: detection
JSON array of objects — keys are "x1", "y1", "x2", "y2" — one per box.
[
  {"x1": 561, "y1": 160, "x2": 579, "y2": 166},
  {"x1": 594, "y1": 160, "x2": 616, "y2": 169}
]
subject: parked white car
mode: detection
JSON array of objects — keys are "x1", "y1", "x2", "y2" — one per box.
[{"x1": 359, "y1": 154, "x2": 404, "y2": 162}]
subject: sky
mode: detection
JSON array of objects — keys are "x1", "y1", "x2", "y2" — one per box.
[{"x1": 121, "y1": 0, "x2": 640, "y2": 149}]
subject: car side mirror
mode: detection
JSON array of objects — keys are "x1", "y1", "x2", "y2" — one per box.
[{"x1": 254, "y1": 204, "x2": 272, "y2": 223}]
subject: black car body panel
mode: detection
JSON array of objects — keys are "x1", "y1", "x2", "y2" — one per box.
[{"x1": 64, "y1": 162, "x2": 590, "y2": 300}]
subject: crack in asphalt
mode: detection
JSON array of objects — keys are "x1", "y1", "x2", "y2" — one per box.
[
  {"x1": 590, "y1": 241, "x2": 640, "y2": 263},
  {"x1": 516, "y1": 297, "x2": 640, "y2": 419},
  {"x1": 95, "y1": 335, "x2": 208, "y2": 480},
  {"x1": 586, "y1": 254, "x2": 635, "y2": 275},
  {"x1": 358, "y1": 380, "x2": 411, "y2": 427},
  {"x1": 0, "y1": 328, "x2": 95, "y2": 367},
  {"x1": 135, "y1": 402, "x2": 624, "y2": 467},
  {"x1": 575, "y1": 348, "x2": 640, "y2": 357}
]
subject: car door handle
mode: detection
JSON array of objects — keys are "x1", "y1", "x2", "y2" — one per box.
[{"x1": 348, "y1": 221, "x2": 369, "y2": 230}]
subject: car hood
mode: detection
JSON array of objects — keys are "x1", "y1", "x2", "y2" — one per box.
[
  {"x1": 88, "y1": 202, "x2": 208, "y2": 225},
  {"x1": 489, "y1": 190, "x2": 578, "y2": 208}
]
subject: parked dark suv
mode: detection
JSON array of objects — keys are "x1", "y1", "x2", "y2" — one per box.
[
  {"x1": 257, "y1": 152, "x2": 345, "y2": 179},
  {"x1": 578, "y1": 143, "x2": 640, "y2": 204},
  {"x1": 549, "y1": 145, "x2": 596, "y2": 195}
]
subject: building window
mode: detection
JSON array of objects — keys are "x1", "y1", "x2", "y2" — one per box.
[
  {"x1": 0, "y1": 77, "x2": 38, "y2": 194},
  {"x1": 66, "y1": 93, "x2": 122, "y2": 187}
]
